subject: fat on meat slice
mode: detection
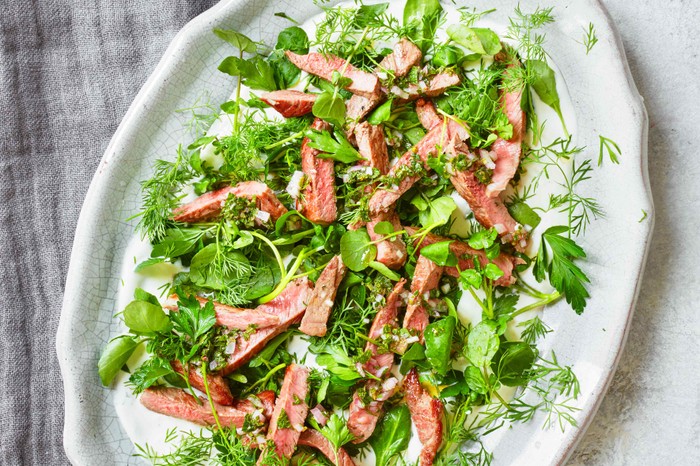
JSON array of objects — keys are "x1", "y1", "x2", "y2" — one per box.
[
  {"x1": 298, "y1": 118, "x2": 337, "y2": 225},
  {"x1": 347, "y1": 279, "x2": 406, "y2": 443},
  {"x1": 164, "y1": 295, "x2": 280, "y2": 330},
  {"x1": 401, "y1": 255, "x2": 444, "y2": 348},
  {"x1": 404, "y1": 369, "x2": 444, "y2": 466},
  {"x1": 404, "y1": 227, "x2": 520, "y2": 286},
  {"x1": 263, "y1": 364, "x2": 310, "y2": 460},
  {"x1": 450, "y1": 167, "x2": 528, "y2": 251},
  {"x1": 298, "y1": 429, "x2": 357, "y2": 466},
  {"x1": 299, "y1": 255, "x2": 347, "y2": 337},
  {"x1": 172, "y1": 181, "x2": 287, "y2": 225},
  {"x1": 170, "y1": 360, "x2": 234, "y2": 406},
  {"x1": 140, "y1": 387, "x2": 268, "y2": 430},
  {"x1": 285, "y1": 51, "x2": 380, "y2": 98},
  {"x1": 260, "y1": 90, "x2": 316, "y2": 118},
  {"x1": 221, "y1": 279, "x2": 312, "y2": 375}
]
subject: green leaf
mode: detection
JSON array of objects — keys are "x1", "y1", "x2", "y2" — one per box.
[
  {"x1": 306, "y1": 129, "x2": 361, "y2": 164},
  {"x1": 419, "y1": 196, "x2": 457, "y2": 228},
  {"x1": 170, "y1": 294, "x2": 217, "y2": 342},
  {"x1": 213, "y1": 29, "x2": 256, "y2": 53},
  {"x1": 483, "y1": 263, "x2": 504, "y2": 281},
  {"x1": 598, "y1": 135, "x2": 621, "y2": 166},
  {"x1": 467, "y1": 320, "x2": 499, "y2": 367},
  {"x1": 467, "y1": 228, "x2": 498, "y2": 250},
  {"x1": 232, "y1": 230, "x2": 254, "y2": 249},
  {"x1": 316, "y1": 347, "x2": 363, "y2": 381},
  {"x1": 218, "y1": 56, "x2": 278, "y2": 91},
  {"x1": 134, "y1": 257, "x2": 164, "y2": 273},
  {"x1": 312, "y1": 91, "x2": 347, "y2": 127},
  {"x1": 432, "y1": 44, "x2": 463, "y2": 67},
  {"x1": 151, "y1": 228, "x2": 204, "y2": 259},
  {"x1": 447, "y1": 25, "x2": 502, "y2": 56},
  {"x1": 492, "y1": 341, "x2": 537, "y2": 386},
  {"x1": 369, "y1": 261, "x2": 402, "y2": 281},
  {"x1": 373, "y1": 221, "x2": 394, "y2": 235},
  {"x1": 127, "y1": 357, "x2": 174, "y2": 395},
  {"x1": 507, "y1": 201, "x2": 542, "y2": 228},
  {"x1": 421, "y1": 240, "x2": 457, "y2": 267},
  {"x1": 425, "y1": 317, "x2": 456, "y2": 375},
  {"x1": 355, "y1": 2, "x2": 390, "y2": 27},
  {"x1": 319, "y1": 414, "x2": 355, "y2": 453},
  {"x1": 369, "y1": 404, "x2": 412, "y2": 465},
  {"x1": 464, "y1": 365, "x2": 488, "y2": 394},
  {"x1": 459, "y1": 269, "x2": 482, "y2": 289},
  {"x1": 275, "y1": 26, "x2": 309, "y2": 53},
  {"x1": 366, "y1": 99, "x2": 392, "y2": 125},
  {"x1": 340, "y1": 229, "x2": 377, "y2": 272},
  {"x1": 134, "y1": 288, "x2": 160, "y2": 306},
  {"x1": 98, "y1": 335, "x2": 139, "y2": 386},
  {"x1": 527, "y1": 59, "x2": 568, "y2": 135},
  {"x1": 123, "y1": 300, "x2": 169, "y2": 335},
  {"x1": 404, "y1": 0, "x2": 442, "y2": 52}
]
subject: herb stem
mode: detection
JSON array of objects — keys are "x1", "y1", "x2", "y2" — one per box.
[
  {"x1": 245, "y1": 362, "x2": 287, "y2": 394},
  {"x1": 511, "y1": 292, "x2": 561, "y2": 319},
  {"x1": 263, "y1": 130, "x2": 305, "y2": 150},
  {"x1": 248, "y1": 230, "x2": 286, "y2": 276}
]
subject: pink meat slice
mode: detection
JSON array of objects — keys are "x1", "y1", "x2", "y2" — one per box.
[
  {"x1": 260, "y1": 90, "x2": 317, "y2": 118},
  {"x1": 424, "y1": 72, "x2": 461, "y2": 97},
  {"x1": 264, "y1": 364, "x2": 310, "y2": 459},
  {"x1": 172, "y1": 181, "x2": 287, "y2": 224},
  {"x1": 402, "y1": 255, "x2": 444, "y2": 344},
  {"x1": 355, "y1": 122, "x2": 390, "y2": 175},
  {"x1": 404, "y1": 227, "x2": 519, "y2": 287},
  {"x1": 170, "y1": 360, "x2": 234, "y2": 406},
  {"x1": 221, "y1": 279, "x2": 312, "y2": 375},
  {"x1": 299, "y1": 255, "x2": 347, "y2": 337},
  {"x1": 486, "y1": 61, "x2": 526, "y2": 197},
  {"x1": 285, "y1": 51, "x2": 380, "y2": 98},
  {"x1": 416, "y1": 98, "x2": 442, "y2": 130},
  {"x1": 367, "y1": 210, "x2": 407, "y2": 270},
  {"x1": 298, "y1": 118, "x2": 337, "y2": 225},
  {"x1": 298, "y1": 429, "x2": 357, "y2": 466},
  {"x1": 346, "y1": 93, "x2": 383, "y2": 124},
  {"x1": 404, "y1": 368, "x2": 444, "y2": 466},
  {"x1": 140, "y1": 387, "x2": 267, "y2": 429},
  {"x1": 347, "y1": 279, "x2": 406, "y2": 443},
  {"x1": 165, "y1": 295, "x2": 280, "y2": 330}
]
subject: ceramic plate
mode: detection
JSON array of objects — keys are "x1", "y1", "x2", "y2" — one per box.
[{"x1": 57, "y1": 0, "x2": 653, "y2": 464}]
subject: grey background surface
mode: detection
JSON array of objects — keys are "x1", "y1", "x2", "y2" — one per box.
[{"x1": 0, "y1": 0, "x2": 697, "y2": 465}]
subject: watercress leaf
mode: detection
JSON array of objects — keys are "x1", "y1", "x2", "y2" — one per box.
[
  {"x1": 369, "y1": 404, "x2": 412, "y2": 465},
  {"x1": 447, "y1": 25, "x2": 502, "y2": 56},
  {"x1": 493, "y1": 341, "x2": 537, "y2": 386},
  {"x1": 331, "y1": 70, "x2": 353, "y2": 88},
  {"x1": 467, "y1": 227, "x2": 498, "y2": 250},
  {"x1": 218, "y1": 56, "x2": 277, "y2": 91},
  {"x1": 98, "y1": 335, "x2": 139, "y2": 386},
  {"x1": 432, "y1": 44, "x2": 463, "y2": 67},
  {"x1": 464, "y1": 365, "x2": 488, "y2": 394},
  {"x1": 269, "y1": 51, "x2": 301, "y2": 89},
  {"x1": 134, "y1": 257, "x2": 164, "y2": 273},
  {"x1": 232, "y1": 230, "x2": 254, "y2": 249},
  {"x1": 355, "y1": 2, "x2": 389, "y2": 27},
  {"x1": 404, "y1": 0, "x2": 442, "y2": 51},
  {"x1": 459, "y1": 268, "x2": 482, "y2": 289},
  {"x1": 508, "y1": 201, "x2": 541, "y2": 228},
  {"x1": 213, "y1": 28, "x2": 256, "y2": 53},
  {"x1": 366, "y1": 99, "x2": 392, "y2": 125},
  {"x1": 403, "y1": 343, "x2": 426, "y2": 361},
  {"x1": 340, "y1": 229, "x2": 377, "y2": 272},
  {"x1": 467, "y1": 320, "x2": 499, "y2": 367},
  {"x1": 123, "y1": 300, "x2": 169, "y2": 335},
  {"x1": 421, "y1": 241, "x2": 457, "y2": 267},
  {"x1": 483, "y1": 263, "x2": 504, "y2": 281},
  {"x1": 312, "y1": 91, "x2": 346, "y2": 127},
  {"x1": 373, "y1": 221, "x2": 394, "y2": 236},
  {"x1": 419, "y1": 196, "x2": 457, "y2": 228},
  {"x1": 527, "y1": 59, "x2": 567, "y2": 134},
  {"x1": 275, "y1": 26, "x2": 309, "y2": 53},
  {"x1": 134, "y1": 288, "x2": 160, "y2": 306},
  {"x1": 425, "y1": 316, "x2": 456, "y2": 375},
  {"x1": 369, "y1": 261, "x2": 402, "y2": 281},
  {"x1": 410, "y1": 194, "x2": 429, "y2": 211}
]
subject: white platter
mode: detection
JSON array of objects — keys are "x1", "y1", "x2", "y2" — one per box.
[{"x1": 57, "y1": 0, "x2": 653, "y2": 464}]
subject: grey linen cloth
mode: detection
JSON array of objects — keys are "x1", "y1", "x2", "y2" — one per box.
[{"x1": 0, "y1": 1, "x2": 215, "y2": 464}]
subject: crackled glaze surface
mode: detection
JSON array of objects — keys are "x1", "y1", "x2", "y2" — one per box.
[{"x1": 56, "y1": 0, "x2": 653, "y2": 464}]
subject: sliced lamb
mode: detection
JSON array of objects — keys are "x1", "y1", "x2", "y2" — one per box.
[
  {"x1": 170, "y1": 360, "x2": 234, "y2": 406},
  {"x1": 424, "y1": 71, "x2": 461, "y2": 97},
  {"x1": 264, "y1": 364, "x2": 310, "y2": 459},
  {"x1": 346, "y1": 93, "x2": 383, "y2": 125},
  {"x1": 165, "y1": 295, "x2": 280, "y2": 330},
  {"x1": 298, "y1": 118, "x2": 337, "y2": 225},
  {"x1": 298, "y1": 429, "x2": 357, "y2": 466},
  {"x1": 234, "y1": 389, "x2": 277, "y2": 421},
  {"x1": 260, "y1": 90, "x2": 316, "y2": 118},
  {"x1": 401, "y1": 255, "x2": 444, "y2": 347},
  {"x1": 347, "y1": 279, "x2": 406, "y2": 443},
  {"x1": 299, "y1": 255, "x2": 347, "y2": 337},
  {"x1": 355, "y1": 122, "x2": 390, "y2": 175},
  {"x1": 285, "y1": 51, "x2": 380, "y2": 98},
  {"x1": 404, "y1": 227, "x2": 520, "y2": 286},
  {"x1": 404, "y1": 368, "x2": 444, "y2": 466},
  {"x1": 450, "y1": 167, "x2": 528, "y2": 251},
  {"x1": 221, "y1": 279, "x2": 312, "y2": 375},
  {"x1": 486, "y1": 65, "x2": 526, "y2": 198},
  {"x1": 172, "y1": 181, "x2": 287, "y2": 225},
  {"x1": 367, "y1": 211, "x2": 407, "y2": 270},
  {"x1": 416, "y1": 98, "x2": 443, "y2": 130},
  {"x1": 140, "y1": 387, "x2": 267, "y2": 430}
]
